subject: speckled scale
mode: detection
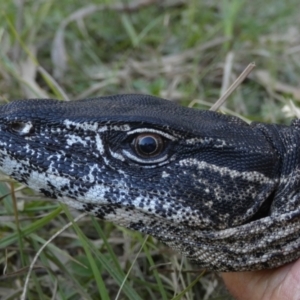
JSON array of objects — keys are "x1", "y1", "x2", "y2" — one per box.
[{"x1": 0, "y1": 94, "x2": 300, "y2": 271}]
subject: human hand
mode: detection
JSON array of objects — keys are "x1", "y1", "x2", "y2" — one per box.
[{"x1": 221, "y1": 258, "x2": 300, "y2": 300}]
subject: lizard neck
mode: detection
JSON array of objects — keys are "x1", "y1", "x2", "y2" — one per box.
[{"x1": 254, "y1": 121, "x2": 300, "y2": 215}]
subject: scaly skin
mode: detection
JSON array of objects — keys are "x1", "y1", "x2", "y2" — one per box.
[{"x1": 0, "y1": 94, "x2": 300, "y2": 271}]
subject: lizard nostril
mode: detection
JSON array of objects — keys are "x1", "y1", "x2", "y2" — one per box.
[{"x1": 10, "y1": 121, "x2": 34, "y2": 135}]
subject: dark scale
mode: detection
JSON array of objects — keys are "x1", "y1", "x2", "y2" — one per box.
[{"x1": 40, "y1": 189, "x2": 57, "y2": 199}]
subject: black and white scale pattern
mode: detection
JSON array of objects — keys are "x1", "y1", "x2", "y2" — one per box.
[{"x1": 1, "y1": 94, "x2": 300, "y2": 271}]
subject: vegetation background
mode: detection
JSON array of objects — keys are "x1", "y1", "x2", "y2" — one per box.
[{"x1": 1, "y1": 0, "x2": 300, "y2": 299}]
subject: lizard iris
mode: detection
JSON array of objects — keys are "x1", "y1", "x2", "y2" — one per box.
[
  {"x1": 133, "y1": 133, "x2": 164, "y2": 157},
  {"x1": 0, "y1": 94, "x2": 300, "y2": 271}
]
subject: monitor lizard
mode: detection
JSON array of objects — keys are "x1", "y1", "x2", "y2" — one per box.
[{"x1": 0, "y1": 94, "x2": 300, "y2": 272}]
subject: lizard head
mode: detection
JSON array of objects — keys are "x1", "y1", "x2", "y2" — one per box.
[{"x1": 0, "y1": 94, "x2": 294, "y2": 271}]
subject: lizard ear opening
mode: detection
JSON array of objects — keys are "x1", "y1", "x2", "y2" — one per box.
[{"x1": 247, "y1": 190, "x2": 275, "y2": 222}]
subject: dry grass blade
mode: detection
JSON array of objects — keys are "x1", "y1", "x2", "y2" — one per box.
[
  {"x1": 90, "y1": 36, "x2": 230, "y2": 79},
  {"x1": 37, "y1": 66, "x2": 70, "y2": 100},
  {"x1": 210, "y1": 62, "x2": 256, "y2": 112},
  {"x1": 115, "y1": 236, "x2": 149, "y2": 300},
  {"x1": 220, "y1": 51, "x2": 235, "y2": 98},
  {"x1": 255, "y1": 70, "x2": 300, "y2": 101},
  {"x1": 21, "y1": 213, "x2": 87, "y2": 300},
  {"x1": 52, "y1": 0, "x2": 160, "y2": 78},
  {"x1": 19, "y1": 51, "x2": 49, "y2": 98},
  {"x1": 11, "y1": 0, "x2": 24, "y2": 61},
  {"x1": 282, "y1": 100, "x2": 300, "y2": 119},
  {"x1": 1, "y1": 265, "x2": 45, "y2": 279}
]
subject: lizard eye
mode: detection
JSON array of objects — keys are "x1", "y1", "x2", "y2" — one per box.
[
  {"x1": 10, "y1": 121, "x2": 33, "y2": 135},
  {"x1": 132, "y1": 133, "x2": 164, "y2": 158}
]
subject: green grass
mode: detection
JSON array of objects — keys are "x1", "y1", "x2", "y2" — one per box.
[{"x1": 1, "y1": 0, "x2": 300, "y2": 299}]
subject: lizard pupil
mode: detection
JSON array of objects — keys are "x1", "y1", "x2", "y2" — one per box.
[{"x1": 134, "y1": 133, "x2": 163, "y2": 157}]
